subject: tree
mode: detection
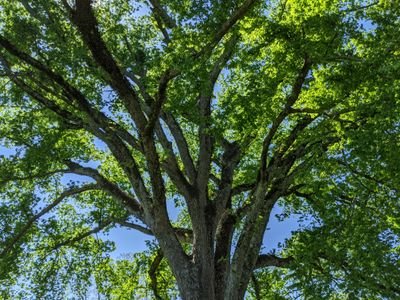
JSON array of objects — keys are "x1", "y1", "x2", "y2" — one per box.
[{"x1": 0, "y1": 0, "x2": 399, "y2": 298}]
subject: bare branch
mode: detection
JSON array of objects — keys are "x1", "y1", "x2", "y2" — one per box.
[
  {"x1": 118, "y1": 221, "x2": 153, "y2": 236},
  {"x1": 254, "y1": 254, "x2": 293, "y2": 269},
  {"x1": 65, "y1": 161, "x2": 144, "y2": 218}
]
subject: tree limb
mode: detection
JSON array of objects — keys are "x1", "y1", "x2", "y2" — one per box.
[
  {"x1": 149, "y1": 248, "x2": 164, "y2": 300},
  {"x1": 148, "y1": 0, "x2": 176, "y2": 28},
  {"x1": 52, "y1": 220, "x2": 113, "y2": 250},
  {"x1": 119, "y1": 221, "x2": 193, "y2": 243},
  {"x1": 118, "y1": 221, "x2": 153, "y2": 236},
  {"x1": 254, "y1": 254, "x2": 294, "y2": 269},
  {"x1": 65, "y1": 161, "x2": 144, "y2": 218},
  {"x1": 0, "y1": 35, "x2": 144, "y2": 167},
  {"x1": 0, "y1": 184, "x2": 99, "y2": 258},
  {"x1": 259, "y1": 55, "x2": 312, "y2": 179},
  {"x1": 161, "y1": 112, "x2": 197, "y2": 183},
  {"x1": 199, "y1": 0, "x2": 258, "y2": 57},
  {"x1": 0, "y1": 169, "x2": 68, "y2": 186},
  {"x1": 231, "y1": 182, "x2": 255, "y2": 196},
  {"x1": 196, "y1": 35, "x2": 238, "y2": 202},
  {"x1": 144, "y1": 69, "x2": 179, "y2": 136},
  {"x1": 68, "y1": 0, "x2": 147, "y2": 132}
]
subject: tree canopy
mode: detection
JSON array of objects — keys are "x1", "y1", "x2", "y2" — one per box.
[{"x1": 0, "y1": 0, "x2": 400, "y2": 299}]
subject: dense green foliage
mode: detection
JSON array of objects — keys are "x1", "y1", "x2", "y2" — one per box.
[{"x1": 1, "y1": 0, "x2": 400, "y2": 299}]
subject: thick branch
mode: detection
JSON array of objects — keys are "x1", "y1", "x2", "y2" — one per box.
[
  {"x1": 68, "y1": 0, "x2": 147, "y2": 132},
  {"x1": 254, "y1": 254, "x2": 294, "y2": 269},
  {"x1": 232, "y1": 182, "x2": 255, "y2": 196},
  {"x1": 0, "y1": 56, "x2": 83, "y2": 127},
  {"x1": 119, "y1": 221, "x2": 193, "y2": 243},
  {"x1": 66, "y1": 161, "x2": 144, "y2": 218},
  {"x1": 214, "y1": 140, "x2": 241, "y2": 219},
  {"x1": 161, "y1": 112, "x2": 197, "y2": 183},
  {"x1": 118, "y1": 221, "x2": 153, "y2": 236},
  {"x1": 273, "y1": 115, "x2": 316, "y2": 159},
  {"x1": 0, "y1": 36, "x2": 143, "y2": 160},
  {"x1": 0, "y1": 35, "x2": 94, "y2": 117}
]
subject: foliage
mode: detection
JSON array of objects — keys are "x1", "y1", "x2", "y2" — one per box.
[{"x1": 0, "y1": 0, "x2": 400, "y2": 299}]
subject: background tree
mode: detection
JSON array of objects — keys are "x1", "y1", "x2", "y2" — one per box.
[{"x1": 0, "y1": 0, "x2": 399, "y2": 299}]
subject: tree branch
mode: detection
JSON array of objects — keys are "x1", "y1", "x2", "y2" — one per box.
[
  {"x1": 254, "y1": 254, "x2": 293, "y2": 269},
  {"x1": 0, "y1": 55, "x2": 83, "y2": 127},
  {"x1": 0, "y1": 35, "x2": 94, "y2": 117},
  {"x1": 161, "y1": 112, "x2": 197, "y2": 183},
  {"x1": 199, "y1": 0, "x2": 257, "y2": 57},
  {"x1": 68, "y1": 0, "x2": 147, "y2": 132},
  {"x1": 0, "y1": 184, "x2": 99, "y2": 258},
  {"x1": 0, "y1": 35, "x2": 143, "y2": 161},
  {"x1": 118, "y1": 221, "x2": 153, "y2": 236},
  {"x1": 150, "y1": 119, "x2": 195, "y2": 203},
  {"x1": 149, "y1": 248, "x2": 164, "y2": 300},
  {"x1": 214, "y1": 140, "x2": 241, "y2": 221},
  {"x1": 148, "y1": 0, "x2": 176, "y2": 28},
  {"x1": 144, "y1": 69, "x2": 179, "y2": 136},
  {"x1": 232, "y1": 182, "x2": 255, "y2": 196},
  {"x1": 196, "y1": 35, "x2": 238, "y2": 201},
  {"x1": 0, "y1": 169, "x2": 68, "y2": 186},
  {"x1": 65, "y1": 161, "x2": 144, "y2": 218},
  {"x1": 52, "y1": 220, "x2": 113, "y2": 250},
  {"x1": 259, "y1": 55, "x2": 312, "y2": 178},
  {"x1": 119, "y1": 221, "x2": 193, "y2": 243}
]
